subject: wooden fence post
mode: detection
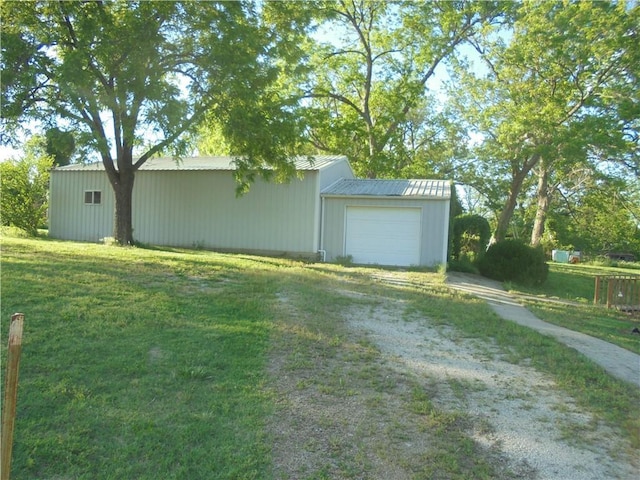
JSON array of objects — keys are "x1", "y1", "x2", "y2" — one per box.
[
  {"x1": 1, "y1": 313, "x2": 25, "y2": 480},
  {"x1": 606, "y1": 277, "x2": 614, "y2": 308}
]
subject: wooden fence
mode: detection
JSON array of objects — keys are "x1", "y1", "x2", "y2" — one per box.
[{"x1": 594, "y1": 275, "x2": 640, "y2": 314}]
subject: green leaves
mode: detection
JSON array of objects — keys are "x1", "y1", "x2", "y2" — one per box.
[
  {"x1": 0, "y1": 141, "x2": 53, "y2": 236},
  {"x1": 1, "y1": 1, "x2": 303, "y2": 165},
  {"x1": 449, "y1": 0, "x2": 639, "y2": 246},
  {"x1": 297, "y1": 1, "x2": 508, "y2": 178},
  {"x1": 2, "y1": 1, "x2": 311, "y2": 243},
  {"x1": 45, "y1": 128, "x2": 76, "y2": 167}
]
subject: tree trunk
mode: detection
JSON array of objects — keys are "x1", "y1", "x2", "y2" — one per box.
[
  {"x1": 489, "y1": 153, "x2": 540, "y2": 245},
  {"x1": 113, "y1": 169, "x2": 135, "y2": 245},
  {"x1": 530, "y1": 163, "x2": 550, "y2": 247},
  {"x1": 490, "y1": 183, "x2": 519, "y2": 245},
  {"x1": 366, "y1": 130, "x2": 378, "y2": 179},
  {"x1": 104, "y1": 162, "x2": 136, "y2": 246}
]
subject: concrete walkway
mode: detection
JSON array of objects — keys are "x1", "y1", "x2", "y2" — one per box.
[{"x1": 446, "y1": 272, "x2": 640, "y2": 389}]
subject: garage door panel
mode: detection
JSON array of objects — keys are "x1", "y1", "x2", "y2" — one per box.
[{"x1": 345, "y1": 207, "x2": 421, "y2": 266}]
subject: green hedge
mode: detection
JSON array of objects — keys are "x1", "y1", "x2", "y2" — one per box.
[
  {"x1": 478, "y1": 239, "x2": 548, "y2": 285},
  {"x1": 451, "y1": 214, "x2": 491, "y2": 261}
]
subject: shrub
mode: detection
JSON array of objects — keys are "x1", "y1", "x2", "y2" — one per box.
[
  {"x1": 335, "y1": 255, "x2": 354, "y2": 266},
  {"x1": 451, "y1": 214, "x2": 491, "y2": 262},
  {"x1": 0, "y1": 226, "x2": 31, "y2": 238},
  {"x1": 478, "y1": 239, "x2": 549, "y2": 285}
]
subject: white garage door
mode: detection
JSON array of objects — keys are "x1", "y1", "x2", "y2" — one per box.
[{"x1": 345, "y1": 207, "x2": 421, "y2": 266}]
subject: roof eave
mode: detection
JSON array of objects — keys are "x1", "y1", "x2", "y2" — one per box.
[{"x1": 320, "y1": 193, "x2": 451, "y2": 200}]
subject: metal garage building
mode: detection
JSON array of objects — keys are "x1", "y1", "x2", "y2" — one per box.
[
  {"x1": 49, "y1": 156, "x2": 451, "y2": 267},
  {"x1": 321, "y1": 178, "x2": 451, "y2": 267},
  {"x1": 49, "y1": 156, "x2": 353, "y2": 256}
]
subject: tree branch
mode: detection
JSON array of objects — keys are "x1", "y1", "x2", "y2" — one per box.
[
  {"x1": 325, "y1": 49, "x2": 368, "y2": 61},
  {"x1": 58, "y1": 2, "x2": 114, "y2": 94},
  {"x1": 303, "y1": 90, "x2": 365, "y2": 121},
  {"x1": 133, "y1": 104, "x2": 208, "y2": 169}
]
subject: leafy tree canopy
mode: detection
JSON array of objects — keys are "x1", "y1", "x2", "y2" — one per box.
[
  {"x1": 44, "y1": 127, "x2": 76, "y2": 167},
  {"x1": 297, "y1": 0, "x2": 511, "y2": 178},
  {"x1": 449, "y1": 0, "x2": 639, "y2": 244},
  {"x1": 1, "y1": 1, "x2": 307, "y2": 244}
]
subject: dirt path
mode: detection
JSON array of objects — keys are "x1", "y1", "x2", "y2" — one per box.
[{"x1": 268, "y1": 277, "x2": 638, "y2": 479}]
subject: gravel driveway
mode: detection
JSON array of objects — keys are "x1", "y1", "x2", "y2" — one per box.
[
  {"x1": 269, "y1": 271, "x2": 639, "y2": 479},
  {"x1": 348, "y1": 302, "x2": 636, "y2": 479}
]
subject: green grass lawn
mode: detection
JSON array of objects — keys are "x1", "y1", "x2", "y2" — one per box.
[
  {"x1": 1, "y1": 237, "x2": 280, "y2": 479},
  {"x1": 2, "y1": 236, "x2": 639, "y2": 479}
]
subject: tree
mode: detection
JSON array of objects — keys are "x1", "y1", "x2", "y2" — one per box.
[
  {"x1": 2, "y1": 1, "x2": 304, "y2": 245},
  {"x1": 546, "y1": 173, "x2": 640, "y2": 256},
  {"x1": 299, "y1": 0, "x2": 509, "y2": 178},
  {"x1": 452, "y1": 213, "x2": 491, "y2": 261},
  {"x1": 450, "y1": 0, "x2": 639, "y2": 245},
  {"x1": 45, "y1": 127, "x2": 76, "y2": 167},
  {"x1": 389, "y1": 101, "x2": 470, "y2": 180},
  {"x1": 0, "y1": 140, "x2": 53, "y2": 236}
]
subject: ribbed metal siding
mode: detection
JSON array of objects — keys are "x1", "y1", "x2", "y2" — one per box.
[
  {"x1": 322, "y1": 178, "x2": 450, "y2": 198},
  {"x1": 318, "y1": 160, "x2": 355, "y2": 190},
  {"x1": 132, "y1": 170, "x2": 320, "y2": 253},
  {"x1": 312, "y1": 158, "x2": 355, "y2": 253},
  {"x1": 49, "y1": 170, "x2": 114, "y2": 241},
  {"x1": 49, "y1": 156, "x2": 355, "y2": 254},
  {"x1": 322, "y1": 197, "x2": 450, "y2": 266}
]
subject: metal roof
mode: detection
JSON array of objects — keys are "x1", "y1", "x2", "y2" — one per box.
[
  {"x1": 55, "y1": 155, "x2": 348, "y2": 172},
  {"x1": 321, "y1": 178, "x2": 451, "y2": 199}
]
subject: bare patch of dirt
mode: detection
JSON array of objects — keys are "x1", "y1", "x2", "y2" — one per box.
[
  {"x1": 267, "y1": 287, "x2": 637, "y2": 479},
  {"x1": 268, "y1": 296, "x2": 422, "y2": 479}
]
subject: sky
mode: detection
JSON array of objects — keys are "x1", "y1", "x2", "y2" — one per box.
[{"x1": 1, "y1": 145, "x2": 22, "y2": 162}]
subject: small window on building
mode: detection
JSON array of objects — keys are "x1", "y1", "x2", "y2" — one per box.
[{"x1": 84, "y1": 190, "x2": 102, "y2": 205}]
